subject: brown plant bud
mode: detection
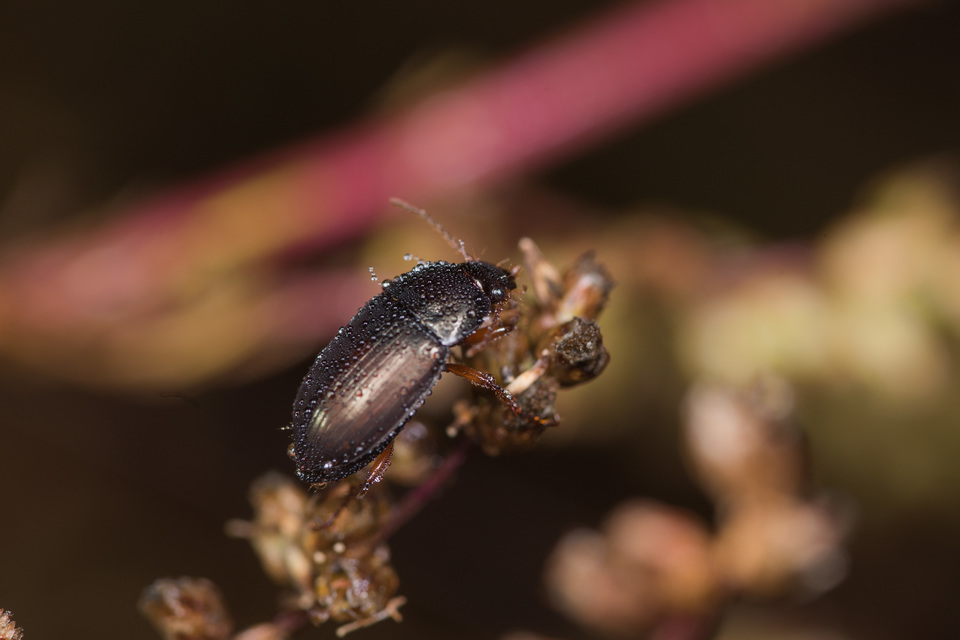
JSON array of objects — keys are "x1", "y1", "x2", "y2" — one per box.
[
  {"x1": 453, "y1": 240, "x2": 613, "y2": 455},
  {"x1": 713, "y1": 498, "x2": 848, "y2": 600},
  {"x1": 0, "y1": 610, "x2": 23, "y2": 640},
  {"x1": 683, "y1": 378, "x2": 806, "y2": 505},
  {"x1": 520, "y1": 239, "x2": 614, "y2": 332},
  {"x1": 545, "y1": 501, "x2": 719, "y2": 637},
  {"x1": 225, "y1": 472, "x2": 313, "y2": 589},
  {"x1": 232, "y1": 623, "x2": 288, "y2": 640},
  {"x1": 138, "y1": 577, "x2": 233, "y2": 640},
  {"x1": 227, "y1": 473, "x2": 403, "y2": 636},
  {"x1": 540, "y1": 317, "x2": 610, "y2": 387}
]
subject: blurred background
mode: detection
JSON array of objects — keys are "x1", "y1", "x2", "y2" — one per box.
[{"x1": 2, "y1": 0, "x2": 960, "y2": 638}]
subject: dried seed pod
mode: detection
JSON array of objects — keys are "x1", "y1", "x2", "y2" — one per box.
[
  {"x1": 545, "y1": 501, "x2": 719, "y2": 637},
  {"x1": 228, "y1": 473, "x2": 403, "y2": 636},
  {"x1": 232, "y1": 624, "x2": 288, "y2": 640},
  {"x1": 712, "y1": 497, "x2": 848, "y2": 599},
  {"x1": 683, "y1": 377, "x2": 807, "y2": 505},
  {"x1": 309, "y1": 546, "x2": 401, "y2": 626},
  {"x1": 0, "y1": 610, "x2": 23, "y2": 640},
  {"x1": 226, "y1": 472, "x2": 314, "y2": 589},
  {"x1": 540, "y1": 317, "x2": 610, "y2": 386},
  {"x1": 520, "y1": 239, "x2": 614, "y2": 331},
  {"x1": 682, "y1": 378, "x2": 849, "y2": 599},
  {"x1": 138, "y1": 577, "x2": 233, "y2": 640},
  {"x1": 453, "y1": 239, "x2": 613, "y2": 454}
]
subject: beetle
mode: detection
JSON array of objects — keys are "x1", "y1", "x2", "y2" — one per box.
[{"x1": 289, "y1": 201, "x2": 549, "y2": 486}]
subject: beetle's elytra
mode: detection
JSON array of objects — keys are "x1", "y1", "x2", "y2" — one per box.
[{"x1": 290, "y1": 259, "x2": 516, "y2": 485}]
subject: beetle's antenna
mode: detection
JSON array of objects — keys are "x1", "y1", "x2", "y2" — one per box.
[{"x1": 390, "y1": 198, "x2": 473, "y2": 262}]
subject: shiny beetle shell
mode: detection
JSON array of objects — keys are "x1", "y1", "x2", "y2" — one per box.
[{"x1": 291, "y1": 260, "x2": 516, "y2": 484}]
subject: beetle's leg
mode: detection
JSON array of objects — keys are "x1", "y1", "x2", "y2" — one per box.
[
  {"x1": 462, "y1": 302, "x2": 518, "y2": 357},
  {"x1": 311, "y1": 442, "x2": 395, "y2": 530},
  {"x1": 446, "y1": 362, "x2": 557, "y2": 427},
  {"x1": 462, "y1": 325, "x2": 514, "y2": 357},
  {"x1": 358, "y1": 441, "x2": 394, "y2": 497}
]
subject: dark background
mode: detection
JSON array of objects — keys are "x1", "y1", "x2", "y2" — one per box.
[{"x1": 2, "y1": 1, "x2": 960, "y2": 638}]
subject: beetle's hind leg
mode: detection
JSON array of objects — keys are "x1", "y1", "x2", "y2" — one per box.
[
  {"x1": 446, "y1": 362, "x2": 557, "y2": 427},
  {"x1": 310, "y1": 442, "x2": 395, "y2": 530},
  {"x1": 358, "y1": 441, "x2": 395, "y2": 497}
]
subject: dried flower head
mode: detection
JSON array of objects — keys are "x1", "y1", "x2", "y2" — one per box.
[
  {"x1": 452, "y1": 239, "x2": 613, "y2": 454},
  {"x1": 227, "y1": 473, "x2": 403, "y2": 636},
  {"x1": 0, "y1": 610, "x2": 23, "y2": 640}
]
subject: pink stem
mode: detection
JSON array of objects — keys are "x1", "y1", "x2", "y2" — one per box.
[
  {"x1": 0, "y1": 0, "x2": 917, "y2": 335},
  {"x1": 378, "y1": 439, "x2": 475, "y2": 542}
]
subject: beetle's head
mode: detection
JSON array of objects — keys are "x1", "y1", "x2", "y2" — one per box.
[{"x1": 462, "y1": 260, "x2": 517, "y2": 304}]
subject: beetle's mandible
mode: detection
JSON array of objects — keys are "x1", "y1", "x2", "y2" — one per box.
[{"x1": 290, "y1": 258, "x2": 517, "y2": 485}]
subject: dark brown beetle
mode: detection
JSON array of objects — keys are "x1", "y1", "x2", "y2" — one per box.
[{"x1": 290, "y1": 201, "x2": 547, "y2": 486}]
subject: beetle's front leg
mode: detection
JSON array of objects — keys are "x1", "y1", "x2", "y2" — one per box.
[{"x1": 446, "y1": 362, "x2": 557, "y2": 427}]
